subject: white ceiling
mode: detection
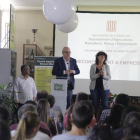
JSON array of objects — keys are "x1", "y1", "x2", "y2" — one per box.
[{"x1": 1, "y1": 0, "x2": 140, "y2": 10}]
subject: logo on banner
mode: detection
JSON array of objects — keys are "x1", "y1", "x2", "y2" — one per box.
[
  {"x1": 107, "y1": 21, "x2": 117, "y2": 32},
  {"x1": 54, "y1": 84, "x2": 63, "y2": 91}
]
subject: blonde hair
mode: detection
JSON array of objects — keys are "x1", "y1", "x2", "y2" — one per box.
[
  {"x1": 13, "y1": 111, "x2": 40, "y2": 140},
  {"x1": 37, "y1": 99, "x2": 50, "y2": 125}
]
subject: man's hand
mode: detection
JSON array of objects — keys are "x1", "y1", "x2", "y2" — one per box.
[
  {"x1": 65, "y1": 70, "x2": 70, "y2": 75},
  {"x1": 33, "y1": 97, "x2": 36, "y2": 101},
  {"x1": 69, "y1": 70, "x2": 74, "y2": 74},
  {"x1": 15, "y1": 100, "x2": 19, "y2": 108}
]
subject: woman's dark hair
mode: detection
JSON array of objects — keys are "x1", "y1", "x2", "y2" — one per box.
[
  {"x1": 0, "y1": 120, "x2": 11, "y2": 140},
  {"x1": 87, "y1": 125, "x2": 115, "y2": 140},
  {"x1": 121, "y1": 105, "x2": 140, "y2": 125},
  {"x1": 65, "y1": 104, "x2": 74, "y2": 131},
  {"x1": 123, "y1": 112, "x2": 140, "y2": 138},
  {"x1": 104, "y1": 104, "x2": 124, "y2": 130},
  {"x1": 95, "y1": 51, "x2": 107, "y2": 65}
]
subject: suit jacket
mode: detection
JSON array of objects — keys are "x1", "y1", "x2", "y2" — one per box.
[{"x1": 52, "y1": 57, "x2": 80, "y2": 89}]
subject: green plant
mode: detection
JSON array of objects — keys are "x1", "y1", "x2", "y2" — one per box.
[{"x1": 0, "y1": 83, "x2": 17, "y2": 113}]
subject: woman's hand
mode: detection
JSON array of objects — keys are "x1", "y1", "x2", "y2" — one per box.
[{"x1": 99, "y1": 70, "x2": 104, "y2": 76}]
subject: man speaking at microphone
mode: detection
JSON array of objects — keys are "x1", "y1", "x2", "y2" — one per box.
[{"x1": 52, "y1": 47, "x2": 80, "y2": 109}]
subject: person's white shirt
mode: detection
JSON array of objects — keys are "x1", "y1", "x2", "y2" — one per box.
[
  {"x1": 11, "y1": 130, "x2": 51, "y2": 140},
  {"x1": 14, "y1": 75, "x2": 37, "y2": 104},
  {"x1": 52, "y1": 133, "x2": 87, "y2": 140}
]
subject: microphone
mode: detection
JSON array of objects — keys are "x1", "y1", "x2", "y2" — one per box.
[{"x1": 67, "y1": 62, "x2": 69, "y2": 65}]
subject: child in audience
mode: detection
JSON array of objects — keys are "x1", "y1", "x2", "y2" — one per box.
[
  {"x1": 52, "y1": 101, "x2": 94, "y2": 140},
  {"x1": 64, "y1": 92, "x2": 96, "y2": 130},
  {"x1": 103, "y1": 104, "x2": 124, "y2": 130},
  {"x1": 87, "y1": 125, "x2": 115, "y2": 140},
  {"x1": 11, "y1": 111, "x2": 50, "y2": 140},
  {"x1": 65, "y1": 104, "x2": 74, "y2": 131},
  {"x1": 37, "y1": 99, "x2": 58, "y2": 136}
]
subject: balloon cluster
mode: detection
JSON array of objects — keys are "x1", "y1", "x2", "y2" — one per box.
[{"x1": 43, "y1": 0, "x2": 78, "y2": 33}]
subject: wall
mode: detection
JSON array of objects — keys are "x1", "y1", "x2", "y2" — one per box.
[{"x1": 14, "y1": 10, "x2": 53, "y2": 76}]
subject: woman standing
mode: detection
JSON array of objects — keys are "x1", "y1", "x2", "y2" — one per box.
[{"x1": 90, "y1": 51, "x2": 111, "y2": 115}]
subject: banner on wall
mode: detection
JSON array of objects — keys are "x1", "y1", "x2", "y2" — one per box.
[
  {"x1": 34, "y1": 56, "x2": 58, "y2": 93},
  {"x1": 9, "y1": 4, "x2": 15, "y2": 50}
]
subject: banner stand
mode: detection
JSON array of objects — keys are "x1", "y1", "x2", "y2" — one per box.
[{"x1": 51, "y1": 79, "x2": 67, "y2": 115}]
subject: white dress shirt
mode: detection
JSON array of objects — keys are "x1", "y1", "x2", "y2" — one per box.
[{"x1": 14, "y1": 75, "x2": 37, "y2": 104}]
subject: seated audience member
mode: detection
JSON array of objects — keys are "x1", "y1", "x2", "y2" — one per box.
[
  {"x1": 114, "y1": 105, "x2": 140, "y2": 140},
  {"x1": 0, "y1": 120, "x2": 11, "y2": 140},
  {"x1": 47, "y1": 94, "x2": 63, "y2": 123},
  {"x1": 64, "y1": 104, "x2": 74, "y2": 131},
  {"x1": 37, "y1": 99, "x2": 58, "y2": 136},
  {"x1": 99, "y1": 93, "x2": 130, "y2": 124},
  {"x1": 36, "y1": 90, "x2": 49, "y2": 101},
  {"x1": 11, "y1": 111, "x2": 50, "y2": 140},
  {"x1": 0, "y1": 105, "x2": 9, "y2": 124},
  {"x1": 52, "y1": 101, "x2": 94, "y2": 140},
  {"x1": 64, "y1": 92, "x2": 96, "y2": 129},
  {"x1": 123, "y1": 112, "x2": 140, "y2": 139},
  {"x1": 87, "y1": 125, "x2": 115, "y2": 140},
  {"x1": 36, "y1": 90, "x2": 55, "y2": 117},
  {"x1": 25, "y1": 100, "x2": 37, "y2": 107},
  {"x1": 36, "y1": 90, "x2": 63, "y2": 134},
  {"x1": 103, "y1": 104, "x2": 124, "y2": 130},
  {"x1": 10, "y1": 104, "x2": 52, "y2": 138}
]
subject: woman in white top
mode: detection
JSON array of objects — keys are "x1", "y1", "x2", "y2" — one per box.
[
  {"x1": 11, "y1": 111, "x2": 50, "y2": 140},
  {"x1": 89, "y1": 51, "x2": 111, "y2": 115}
]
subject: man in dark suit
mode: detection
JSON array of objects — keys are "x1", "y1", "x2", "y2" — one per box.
[{"x1": 52, "y1": 47, "x2": 80, "y2": 109}]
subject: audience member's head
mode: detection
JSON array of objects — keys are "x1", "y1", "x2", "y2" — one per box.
[
  {"x1": 123, "y1": 112, "x2": 140, "y2": 139},
  {"x1": 18, "y1": 104, "x2": 37, "y2": 120},
  {"x1": 115, "y1": 93, "x2": 130, "y2": 108},
  {"x1": 47, "y1": 95, "x2": 55, "y2": 108},
  {"x1": 104, "y1": 104, "x2": 124, "y2": 130},
  {"x1": 37, "y1": 99, "x2": 50, "y2": 125},
  {"x1": 13, "y1": 111, "x2": 40, "y2": 140},
  {"x1": 87, "y1": 125, "x2": 115, "y2": 140},
  {"x1": 0, "y1": 105, "x2": 9, "y2": 124},
  {"x1": 66, "y1": 104, "x2": 74, "y2": 131},
  {"x1": 121, "y1": 105, "x2": 140, "y2": 124},
  {"x1": 72, "y1": 101, "x2": 94, "y2": 129},
  {"x1": 75, "y1": 92, "x2": 89, "y2": 102},
  {"x1": 36, "y1": 90, "x2": 48, "y2": 101},
  {"x1": 25, "y1": 100, "x2": 37, "y2": 107},
  {"x1": 0, "y1": 120, "x2": 11, "y2": 140}
]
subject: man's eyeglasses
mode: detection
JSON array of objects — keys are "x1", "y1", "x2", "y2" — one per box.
[
  {"x1": 24, "y1": 68, "x2": 30, "y2": 70},
  {"x1": 63, "y1": 51, "x2": 71, "y2": 54}
]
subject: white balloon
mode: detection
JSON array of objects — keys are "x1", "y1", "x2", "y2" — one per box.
[
  {"x1": 57, "y1": 14, "x2": 78, "y2": 33},
  {"x1": 43, "y1": 0, "x2": 76, "y2": 25}
]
